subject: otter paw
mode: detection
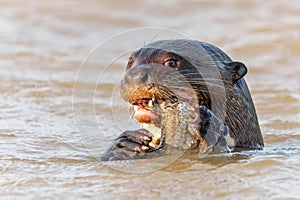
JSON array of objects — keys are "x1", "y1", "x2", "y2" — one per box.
[
  {"x1": 199, "y1": 106, "x2": 231, "y2": 153},
  {"x1": 101, "y1": 129, "x2": 155, "y2": 161}
]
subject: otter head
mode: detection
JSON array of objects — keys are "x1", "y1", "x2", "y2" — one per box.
[{"x1": 120, "y1": 42, "x2": 208, "y2": 129}]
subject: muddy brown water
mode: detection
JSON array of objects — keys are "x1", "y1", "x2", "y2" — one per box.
[{"x1": 0, "y1": 0, "x2": 299, "y2": 199}]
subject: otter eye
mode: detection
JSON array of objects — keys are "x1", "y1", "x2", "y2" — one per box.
[{"x1": 163, "y1": 59, "x2": 178, "y2": 68}]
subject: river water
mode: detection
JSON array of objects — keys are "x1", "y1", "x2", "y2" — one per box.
[{"x1": 0, "y1": 0, "x2": 299, "y2": 199}]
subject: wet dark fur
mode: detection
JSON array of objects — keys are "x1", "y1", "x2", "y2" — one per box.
[
  {"x1": 101, "y1": 39, "x2": 264, "y2": 161},
  {"x1": 121, "y1": 39, "x2": 264, "y2": 150}
]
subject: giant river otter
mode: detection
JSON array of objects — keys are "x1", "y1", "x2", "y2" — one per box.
[{"x1": 101, "y1": 39, "x2": 264, "y2": 161}]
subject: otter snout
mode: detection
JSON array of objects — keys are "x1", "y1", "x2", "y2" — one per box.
[
  {"x1": 122, "y1": 65, "x2": 153, "y2": 85},
  {"x1": 120, "y1": 65, "x2": 159, "y2": 102}
]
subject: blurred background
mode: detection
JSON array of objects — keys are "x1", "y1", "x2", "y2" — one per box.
[{"x1": 0, "y1": 0, "x2": 299, "y2": 199}]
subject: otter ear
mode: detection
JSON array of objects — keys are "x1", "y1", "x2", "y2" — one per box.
[{"x1": 225, "y1": 62, "x2": 248, "y2": 84}]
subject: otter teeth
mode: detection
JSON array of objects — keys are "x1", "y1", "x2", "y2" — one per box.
[{"x1": 148, "y1": 99, "x2": 153, "y2": 107}]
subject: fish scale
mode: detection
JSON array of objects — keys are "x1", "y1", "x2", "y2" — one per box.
[{"x1": 161, "y1": 101, "x2": 196, "y2": 150}]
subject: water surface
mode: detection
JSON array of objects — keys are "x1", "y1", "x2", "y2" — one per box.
[{"x1": 0, "y1": 0, "x2": 299, "y2": 199}]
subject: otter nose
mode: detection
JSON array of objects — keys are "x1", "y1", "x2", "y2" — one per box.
[{"x1": 124, "y1": 66, "x2": 151, "y2": 85}]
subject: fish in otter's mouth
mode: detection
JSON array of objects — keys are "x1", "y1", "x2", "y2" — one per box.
[{"x1": 128, "y1": 85, "x2": 200, "y2": 149}]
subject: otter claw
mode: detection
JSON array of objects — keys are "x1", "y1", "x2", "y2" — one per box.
[
  {"x1": 112, "y1": 138, "x2": 150, "y2": 152},
  {"x1": 116, "y1": 129, "x2": 153, "y2": 146},
  {"x1": 199, "y1": 106, "x2": 231, "y2": 153},
  {"x1": 101, "y1": 129, "x2": 154, "y2": 161}
]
